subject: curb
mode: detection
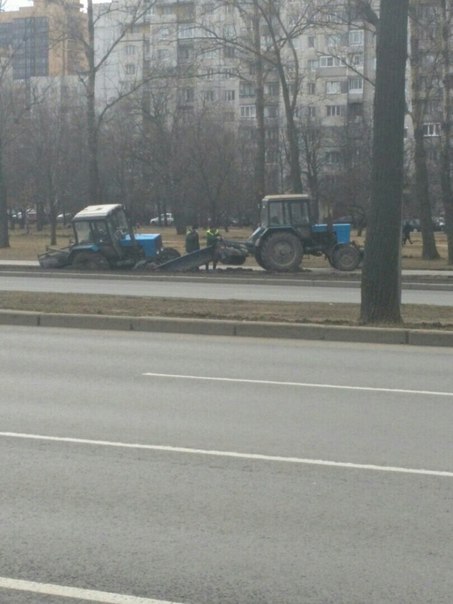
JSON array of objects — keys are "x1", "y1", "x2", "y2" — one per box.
[{"x1": 0, "y1": 310, "x2": 452, "y2": 348}]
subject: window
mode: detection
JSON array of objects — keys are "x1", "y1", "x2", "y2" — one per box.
[
  {"x1": 265, "y1": 105, "x2": 278, "y2": 118},
  {"x1": 325, "y1": 34, "x2": 342, "y2": 47},
  {"x1": 289, "y1": 202, "x2": 310, "y2": 226},
  {"x1": 240, "y1": 104, "x2": 256, "y2": 118},
  {"x1": 307, "y1": 106, "x2": 316, "y2": 117},
  {"x1": 125, "y1": 45, "x2": 136, "y2": 55},
  {"x1": 178, "y1": 45, "x2": 193, "y2": 60},
  {"x1": 203, "y1": 90, "x2": 215, "y2": 102},
  {"x1": 125, "y1": 64, "x2": 136, "y2": 75},
  {"x1": 308, "y1": 36, "x2": 315, "y2": 48},
  {"x1": 319, "y1": 55, "x2": 342, "y2": 68},
  {"x1": 224, "y1": 89, "x2": 235, "y2": 101},
  {"x1": 266, "y1": 82, "x2": 279, "y2": 96},
  {"x1": 240, "y1": 83, "x2": 255, "y2": 97},
  {"x1": 326, "y1": 105, "x2": 344, "y2": 116},
  {"x1": 350, "y1": 53, "x2": 363, "y2": 66},
  {"x1": 182, "y1": 87, "x2": 194, "y2": 102},
  {"x1": 179, "y1": 25, "x2": 196, "y2": 39},
  {"x1": 157, "y1": 49, "x2": 169, "y2": 60},
  {"x1": 223, "y1": 68, "x2": 235, "y2": 79},
  {"x1": 326, "y1": 81, "x2": 341, "y2": 94},
  {"x1": 349, "y1": 30, "x2": 364, "y2": 46},
  {"x1": 348, "y1": 77, "x2": 363, "y2": 91},
  {"x1": 307, "y1": 82, "x2": 316, "y2": 95},
  {"x1": 307, "y1": 59, "x2": 318, "y2": 71},
  {"x1": 224, "y1": 45, "x2": 235, "y2": 58},
  {"x1": 423, "y1": 123, "x2": 441, "y2": 137},
  {"x1": 325, "y1": 150, "x2": 341, "y2": 165}
]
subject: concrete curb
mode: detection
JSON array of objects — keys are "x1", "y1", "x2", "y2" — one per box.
[{"x1": 0, "y1": 310, "x2": 452, "y2": 347}]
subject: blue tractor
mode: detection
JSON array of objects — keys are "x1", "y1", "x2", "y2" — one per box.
[
  {"x1": 38, "y1": 204, "x2": 180, "y2": 270},
  {"x1": 246, "y1": 194, "x2": 362, "y2": 272}
]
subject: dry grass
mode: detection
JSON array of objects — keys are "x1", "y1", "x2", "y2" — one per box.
[{"x1": 1, "y1": 292, "x2": 452, "y2": 330}]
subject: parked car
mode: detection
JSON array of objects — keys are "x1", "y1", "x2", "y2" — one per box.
[
  {"x1": 432, "y1": 216, "x2": 445, "y2": 232},
  {"x1": 150, "y1": 212, "x2": 174, "y2": 225}
]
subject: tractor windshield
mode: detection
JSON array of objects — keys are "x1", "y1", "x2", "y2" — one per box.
[
  {"x1": 109, "y1": 209, "x2": 130, "y2": 239},
  {"x1": 73, "y1": 221, "x2": 92, "y2": 244}
]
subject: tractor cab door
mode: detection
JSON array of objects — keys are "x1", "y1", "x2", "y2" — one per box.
[{"x1": 287, "y1": 200, "x2": 311, "y2": 239}]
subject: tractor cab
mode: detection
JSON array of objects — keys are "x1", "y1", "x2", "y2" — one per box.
[
  {"x1": 69, "y1": 204, "x2": 147, "y2": 269},
  {"x1": 259, "y1": 194, "x2": 312, "y2": 234}
]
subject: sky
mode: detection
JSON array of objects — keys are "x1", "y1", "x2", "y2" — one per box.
[{"x1": 3, "y1": 0, "x2": 34, "y2": 10}]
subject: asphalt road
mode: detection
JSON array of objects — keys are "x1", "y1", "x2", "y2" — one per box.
[
  {"x1": 1, "y1": 326, "x2": 452, "y2": 603},
  {"x1": 0, "y1": 272, "x2": 452, "y2": 305}
]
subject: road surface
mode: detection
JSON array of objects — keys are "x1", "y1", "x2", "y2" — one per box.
[
  {"x1": 0, "y1": 272, "x2": 452, "y2": 305},
  {"x1": 1, "y1": 326, "x2": 452, "y2": 603}
]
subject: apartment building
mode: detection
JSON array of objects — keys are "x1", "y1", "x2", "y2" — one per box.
[{"x1": 0, "y1": 0, "x2": 87, "y2": 80}]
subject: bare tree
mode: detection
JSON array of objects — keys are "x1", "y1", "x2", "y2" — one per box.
[
  {"x1": 438, "y1": 0, "x2": 453, "y2": 263},
  {"x1": 62, "y1": 0, "x2": 156, "y2": 203},
  {"x1": 408, "y1": 0, "x2": 440, "y2": 259},
  {"x1": 360, "y1": 0, "x2": 409, "y2": 324}
]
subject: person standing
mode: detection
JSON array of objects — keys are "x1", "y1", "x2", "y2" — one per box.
[
  {"x1": 205, "y1": 224, "x2": 221, "y2": 270},
  {"x1": 185, "y1": 225, "x2": 200, "y2": 253},
  {"x1": 402, "y1": 221, "x2": 413, "y2": 245}
]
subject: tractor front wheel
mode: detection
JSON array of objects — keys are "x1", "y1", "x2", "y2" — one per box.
[
  {"x1": 158, "y1": 247, "x2": 181, "y2": 264},
  {"x1": 330, "y1": 243, "x2": 361, "y2": 271},
  {"x1": 260, "y1": 232, "x2": 303, "y2": 272},
  {"x1": 72, "y1": 252, "x2": 110, "y2": 271}
]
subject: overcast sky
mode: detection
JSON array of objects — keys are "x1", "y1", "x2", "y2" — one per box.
[{"x1": 4, "y1": 0, "x2": 34, "y2": 10}]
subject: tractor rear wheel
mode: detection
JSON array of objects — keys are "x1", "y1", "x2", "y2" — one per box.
[
  {"x1": 72, "y1": 252, "x2": 110, "y2": 271},
  {"x1": 260, "y1": 232, "x2": 303, "y2": 272},
  {"x1": 331, "y1": 243, "x2": 361, "y2": 271}
]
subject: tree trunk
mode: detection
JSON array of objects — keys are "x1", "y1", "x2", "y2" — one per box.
[
  {"x1": 253, "y1": 3, "x2": 266, "y2": 204},
  {"x1": 439, "y1": 0, "x2": 453, "y2": 264},
  {"x1": 0, "y1": 139, "x2": 10, "y2": 249},
  {"x1": 409, "y1": 8, "x2": 439, "y2": 259},
  {"x1": 86, "y1": 0, "x2": 100, "y2": 203},
  {"x1": 413, "y1": 125, "x2": 440, "y2": 258},
  {"x1": 360, "y1": 0, "x2": 409, "y2": 324}
]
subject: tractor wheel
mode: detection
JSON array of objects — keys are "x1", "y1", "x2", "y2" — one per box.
[
  {"x1": 260, "y1": 232, "x2": 303, "y2": 272},
  {"x1": 331, "y1": 244, "x2": 361, "y2": 272},
  {"x1": 254, "y1": 248, "x2": 267, "y2": 269},
  {"x1": 159, "y1": 247, "x2": 181, "y2": 264},
  {"x1": 72, "y1": 252, "x2": 110, "y2": 271}
]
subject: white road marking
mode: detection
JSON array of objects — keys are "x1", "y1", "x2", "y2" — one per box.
[
  {"x1": 1, "y1": 432, "x2": 452, "y2": 478},
  {"x1": 0, "y1": 576, "x2": 184, "y2": 603},
  {"x1": 142, "y1": 372, "x2": 453, "y2": 398}
]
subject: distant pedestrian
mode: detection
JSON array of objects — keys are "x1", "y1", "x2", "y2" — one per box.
[
  {"x1": 205, "y1": 225, "x2": 221, "y2": 271},
  {"x1": 402, "y1": 221, "x2": 413, "y2": 245},
  {"x1": 185, "y1": 225, "x2": 200, "y2": 253}
]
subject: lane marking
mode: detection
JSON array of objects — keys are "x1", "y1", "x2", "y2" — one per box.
[
  {"x1": 142, "y1": 372, "x2": 453, "y2": 398},
  {"x1": 1, "y1": 432, "x2": 452, "y2": 478},
  {"x1": 0, "y1": 576, "x2": 184, "y2": 603}
]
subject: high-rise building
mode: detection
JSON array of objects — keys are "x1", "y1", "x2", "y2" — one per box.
[{"x1": 0, "y1": 0, "x2": 87, "y2": 80}]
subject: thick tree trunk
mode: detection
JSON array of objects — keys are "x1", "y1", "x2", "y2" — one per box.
[
  {"x1": 439, "y1": 0, "x2": 453, "y2": 264},
  {"x1": 0, "y1": 140, "x2": 10, "y2": 249},
  {"x1": 409, "y1": 9, "x2": 439, "y2": 259},
  {"x1": 360, "y1": 0, "x2": 409, "y2": 324}
]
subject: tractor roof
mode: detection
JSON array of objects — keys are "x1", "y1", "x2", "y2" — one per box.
[{"x1": 73, "y1": 204, "x2": 124, "y2": 221}]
